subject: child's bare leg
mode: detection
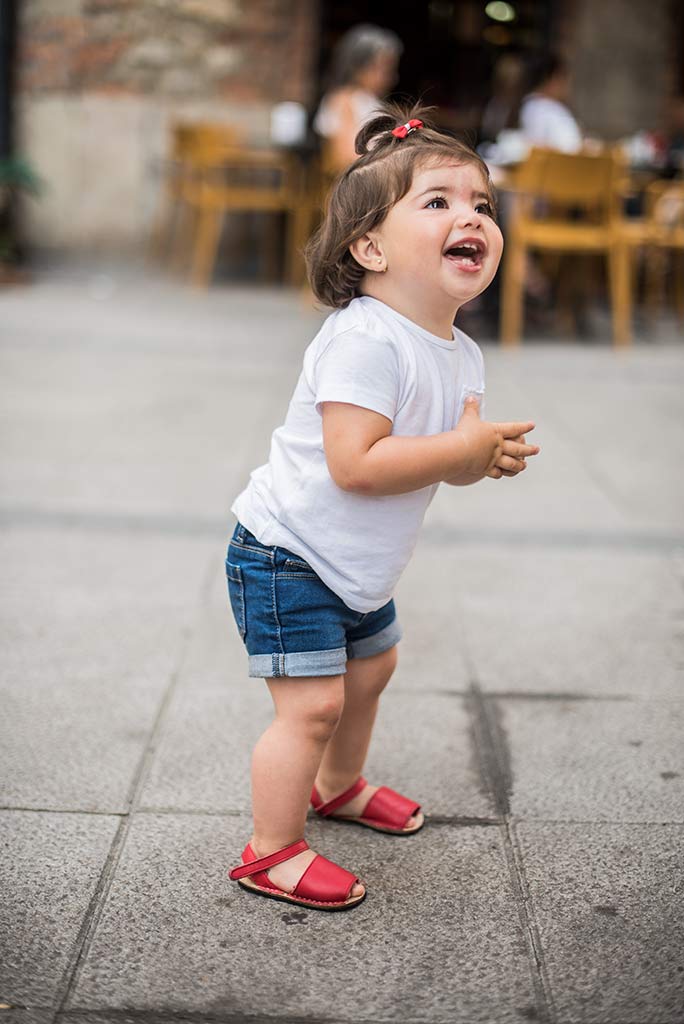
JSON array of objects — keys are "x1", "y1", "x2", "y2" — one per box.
[
  {"x1": 249, "y1": 673, "x2": 364, "y2": 897},
  {"x1": 314, "y1": 646, "x2": 421, "y2": 827}
]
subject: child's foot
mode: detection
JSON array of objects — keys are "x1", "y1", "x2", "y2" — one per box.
[
  {"x1": 249, "y1": 839, "x2": 365, "y2": 899},
  {"x1": 314, "y1": 777, "x2": 424, "y2": 831}
]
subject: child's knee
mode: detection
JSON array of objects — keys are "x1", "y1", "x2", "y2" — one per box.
[
  {"x1": 274, "y1": 679, "x2": 345, "y2": 740},
  {"x1": 301, "y1": 691, "x2": 345, "y2": 740}
]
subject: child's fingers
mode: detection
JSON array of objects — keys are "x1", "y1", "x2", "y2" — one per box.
[
  {"x1": 495, "y1": 420, "x2": 536, "y2": 438},
  {"x1": 502, "y1": 439, "x2": 540, "y2": 459},
  {"x1": 498, "y1": 454, "x2": 527, "y2": 474}
]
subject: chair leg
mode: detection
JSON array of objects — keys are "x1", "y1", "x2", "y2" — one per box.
[
  {"x1": 261, "y1": 212, "x2": 281, "y2": 281},
  {"x1": 500, "y1": 238, "x2": 525, "y2": 345},
  {"x1": 285, "y1": 203, "x2": 309, "y2": 287},
  {"x1": 170, "y1": 200, "x2": 196, "y2": 275},
  {"x1": 608, "y1": 243, "x2": 632, "y2": 346},
  {"x1": 191, "y1": 207, "x2": 222, "y2": 288},
  {"x1": 674, "y1": 250, "x2": 684, "y2": 323},
  {"x1": 643, "y1": 244, "x2": 659, "y2": 321},
  {"x1": 146, "y1": 184, "x2": 176, "y2": 265}
]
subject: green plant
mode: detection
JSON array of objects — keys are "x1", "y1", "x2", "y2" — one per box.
[
  {"x1": 0, "y1": 156, "x2": 44, "y2": 198},
  {"x1": 0, "y1": 156, "x2": 44, "y2": 269}
]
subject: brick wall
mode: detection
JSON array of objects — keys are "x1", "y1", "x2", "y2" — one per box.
[
  {"x1": 559, "y1": 0, "x2": 673, "y2": 139},
  {"x1": 15, "y1": 0, "x2": 319, "y2": 251}
]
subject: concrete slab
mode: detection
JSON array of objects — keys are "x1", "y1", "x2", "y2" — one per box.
[
  {"x1": 484, "y1": 343, "x2": 684, "y2": 535},
  {"x1": 391, "y1": 558, "x2": 472, "y2": 694},
  {"x1": 0, "y1": 343, "x2": 276, "y2": 521},
  {"x1": 516, "y1": 822, "x2": 684, "y2": 901},
  {"x1": 0, "y1": 1012, "x2": 54, "y2": 1024},
  {"x1": 137, "y1": 567, "x2": 273, "y2": 815},
  {"x1": 533, "y1": 899, "x2": 684, "y2": 1023},
  {"x1": 504, "y1": 699, "x2": 684, "y2": 821},
  {"x1": 69, "y1": 813, "x2": 537, "y2": 1023},
  {"x1": 0, "y1": 810, "x2": 120, "y2": 1008},
  {"x1": 3, "y1": 269, "x2": 684, "y2": 1023},
  {"x1": 0, "y1": 526, "x2": 212, "y2": 812},
  {"x1": 396, "y1": 541, "x2": 684, "y2": 699},
  {"x1": 516, "y1": 824, "x2": 684, "y2": 1023}
]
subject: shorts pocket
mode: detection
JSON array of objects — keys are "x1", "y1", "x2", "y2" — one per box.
[
  {"x1": 281, "y1": 556, "x2": 318, "y2": 579},
  {"x1": 226, "y1": 561, "x2": 246, "y2": 639}
]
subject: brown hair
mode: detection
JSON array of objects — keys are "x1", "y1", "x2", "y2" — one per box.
[{"x1": 305, "y1": 101, "x2": 496, "y2": 309}]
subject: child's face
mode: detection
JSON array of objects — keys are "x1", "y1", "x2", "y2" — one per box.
[{"x1": 372, "y1": 159, "x2": 503, "y2": 319}]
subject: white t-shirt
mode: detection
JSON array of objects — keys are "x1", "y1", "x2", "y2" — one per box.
[
  {"x1": 313, "y1": 88, "x2": 380, "y2": 138},
  {"x1": 519, "y1": 94, "x2": 582, "y2": 153},
  {"x1": 231, "y1": 296, "x2": 486, "y2": 613}
]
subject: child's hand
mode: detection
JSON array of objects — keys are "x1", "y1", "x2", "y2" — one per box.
[
  {"x1": 487, "y1": 417, "x2": 540, "y2": 479},
  {"x1": 447, "y1": 398, "x2": 539, "y2": 484},
  {"x1": 496, "y1": 432, "x2": 532, "y2": 477}
]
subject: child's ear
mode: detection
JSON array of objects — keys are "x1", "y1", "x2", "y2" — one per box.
[{"x1": 349, "y1": 234, "x2": 386, "y2": 272}]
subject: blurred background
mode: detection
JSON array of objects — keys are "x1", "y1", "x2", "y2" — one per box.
[{"x1": 1, "y1": 0, "x2": 683, "y2": 341}]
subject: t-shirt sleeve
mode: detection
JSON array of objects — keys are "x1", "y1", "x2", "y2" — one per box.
[{"x1": 312, "y1": 330, "x2": 401, "y2": 421}]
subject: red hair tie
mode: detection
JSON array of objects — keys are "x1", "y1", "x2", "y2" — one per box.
[{"x1": 391, "y1": 118, "x2": 423, "y2": 139}]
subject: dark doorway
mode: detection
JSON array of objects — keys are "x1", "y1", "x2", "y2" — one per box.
[{"x1": 316, "y1": 0, "x2": 557, "y2": 140}]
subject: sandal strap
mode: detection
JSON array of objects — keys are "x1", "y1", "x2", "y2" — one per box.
[
  {"x1": 361, "y1": 786, "x2": 421, "y2": 830},
  {"x1": 228, "y1": 838, "x2": 309, "y2": 881},
  {"x1": 311, "y1": 776, "x2": 367, "y2": 817},
  {"x1": 293, "y1": 852, "x2": 359, "y2": 902}
]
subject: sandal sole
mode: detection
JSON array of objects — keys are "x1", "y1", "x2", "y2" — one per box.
[
  {"x1": 237, "y1": 877, "x2": 366, "y2": 912},
  {"x1": 315, "y1": 812, "x2": 425, "y2": 836}
]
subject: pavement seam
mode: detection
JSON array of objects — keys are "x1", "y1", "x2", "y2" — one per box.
[
  {"x1": 2, "y1": 503, "x2": 684, "y2": 552},
  {"x1": 55, "y1": 1010, "x2": 442, "y2": 1024},
  {"x1": 52, "y1": 554, "x2": 218, "y2": 1015},
  {"x1": 467, "y1": 680, "x2": 557, "y2": 1024}
]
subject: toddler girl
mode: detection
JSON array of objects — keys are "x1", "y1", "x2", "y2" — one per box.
[{"x1": 226, "y1": 102, "x2": 539, "y2": 911}]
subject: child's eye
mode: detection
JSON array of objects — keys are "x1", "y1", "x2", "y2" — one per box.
[
  {"x1": 425, "y1": 195, "x2": 448, "y2": 209},
  {"x1": 475, "y1": 201, "x2": 494, "y2": 217}
]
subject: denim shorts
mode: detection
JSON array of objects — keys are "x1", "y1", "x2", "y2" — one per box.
[{"x1": 225, "y1": 522, "x2": 402, "y2": 678}]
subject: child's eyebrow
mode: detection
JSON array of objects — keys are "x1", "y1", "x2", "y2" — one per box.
[{"x1": 415, "y1": 185, "x2": 491, "y2": 201}]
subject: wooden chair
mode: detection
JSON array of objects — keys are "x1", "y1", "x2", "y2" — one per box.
[
  {"x1": 500, "y1": 148, "x2": 634, "y2": 345},
  {"x1": 148, "y1": 121, "x2": 241, "y2": 266},
  {"x1": 643, "y1": 180, "x2": 684, "y2": 323},
  {"x1": 178, "y1": 133, "x2": 317, "y2": 288}
]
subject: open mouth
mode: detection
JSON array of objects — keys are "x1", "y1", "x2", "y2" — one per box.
[{"x1": 443, "y1": 238, "x2": 486, "y2": 271}]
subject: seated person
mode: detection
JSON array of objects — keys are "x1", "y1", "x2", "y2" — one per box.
[
  {"x1": 313, "y1": 24, "x2": 402, "y2": 173},
  {"x1": 519, "y1": 53, "x2": 582, "y2": 153}
]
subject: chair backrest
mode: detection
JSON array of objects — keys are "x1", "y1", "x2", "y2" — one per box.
[
  {"x1": 646, "y1": 180, "x2": 684, "y2": 232},
  {"x1": 170, "y1": 121, "x2": 241, "y2": 162},
  {"x1": 515, "y1": 147, "x2": 622, "y2": 218}
]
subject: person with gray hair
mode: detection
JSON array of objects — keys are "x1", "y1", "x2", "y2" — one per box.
[{"x1": 314, "y1": 24, "x2": 403, "y2": 172}]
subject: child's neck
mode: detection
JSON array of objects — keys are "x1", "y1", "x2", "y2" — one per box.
[{"x1": 360, "y1": 279, "x2": 459, "y2": 341}]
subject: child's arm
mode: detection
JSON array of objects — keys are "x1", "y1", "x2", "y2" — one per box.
[{"x1": 322, "y1": 397, "x2": 539, "y2": 497}]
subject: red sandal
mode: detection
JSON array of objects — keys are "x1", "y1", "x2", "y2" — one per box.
[
  {"x1": 311, "y1": 776, "x2": 424, "y2": 835},
  {"x1": 228, "y1": 838, "x2": 366, "y2": 912}
]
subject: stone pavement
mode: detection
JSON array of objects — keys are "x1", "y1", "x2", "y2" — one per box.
[{"x1": 1, "y1": 264, "x2": 683, "y2": 1024}]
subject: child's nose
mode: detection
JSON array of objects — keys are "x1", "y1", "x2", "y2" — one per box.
[{"x1": 455, "y1": 207, "x2": 482, "y2": 229}]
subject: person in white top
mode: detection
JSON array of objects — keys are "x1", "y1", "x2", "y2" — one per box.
[
  {"x1": 227, "y1": 102, "x2": 541, "y2": 912},
  {"x1": 519, "y1": 53, "x2": 582, "y2": 153},
  {"x1": 313, "y1": 24, "x2": 402, "y2": 173}
]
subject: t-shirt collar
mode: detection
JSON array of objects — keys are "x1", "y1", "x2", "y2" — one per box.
[{"x1": 360, "y1": 296, "x2": 459, "y2": 350}]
